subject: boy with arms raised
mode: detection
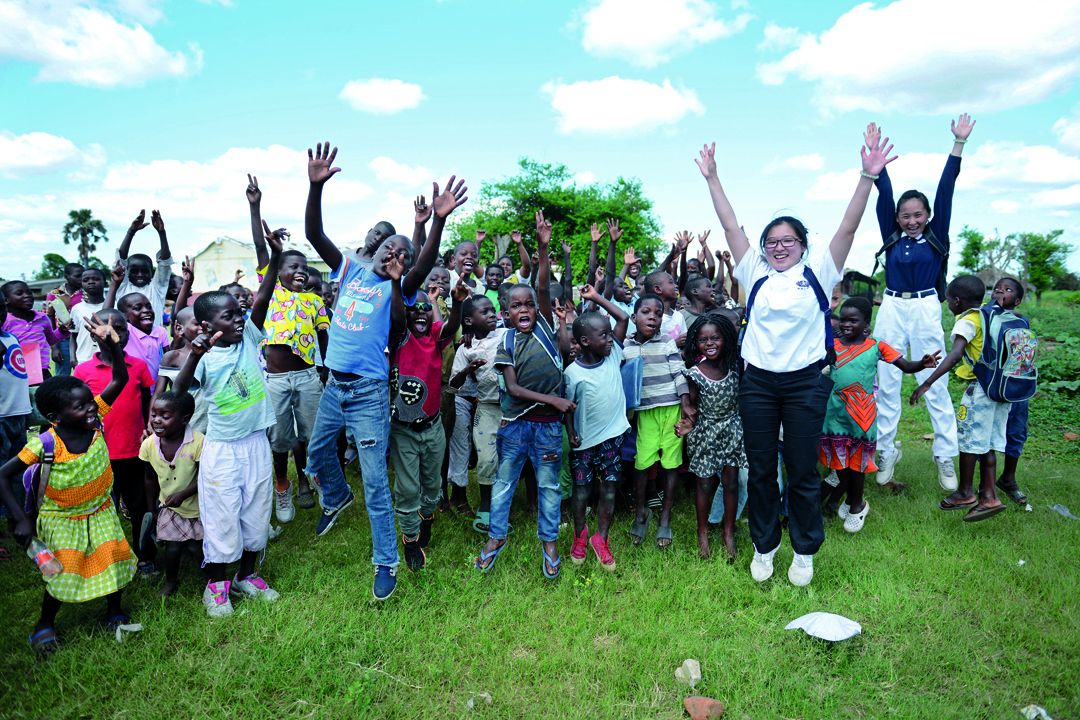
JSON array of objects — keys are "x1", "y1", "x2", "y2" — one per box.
[{"x1": 116, "y1": 210, "x2": 174, "y2": 325}]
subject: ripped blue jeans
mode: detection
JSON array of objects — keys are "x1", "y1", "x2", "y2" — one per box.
[{"x1": 488, "y1": 419, "x2": 563, "y2": 542}]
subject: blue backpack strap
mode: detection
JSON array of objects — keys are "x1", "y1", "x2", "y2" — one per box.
[
  {"x1": 801, "y1": 265, "x2": 835, "y2": 364},
  {"x1": 738, "y1": 275, "x2": 769, "y2": 346}
]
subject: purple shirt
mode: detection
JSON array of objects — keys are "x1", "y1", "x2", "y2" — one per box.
[
  {"x1": 1, "y1": 312, "x2": 62, "y2": 371},
  {"x1": 125, "y1": 323, "x2": 170, "y2": 386}
]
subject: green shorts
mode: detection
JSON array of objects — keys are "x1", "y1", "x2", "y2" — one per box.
[{"x1": 634, "y1": 404, "x2": 683, "y2": 471}]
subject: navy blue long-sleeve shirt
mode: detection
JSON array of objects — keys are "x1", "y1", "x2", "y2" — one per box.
[{"x1": 875, "y1": 154, "x2": 961, "y2": 293}]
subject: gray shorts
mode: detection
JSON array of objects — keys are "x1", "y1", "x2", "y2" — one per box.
[
  {"x1": 957, "y1": 381, "x2": 1008, "y2": 455},
  {"x1": 266, "y1": 367, "x2": 323, "y2": 453}
]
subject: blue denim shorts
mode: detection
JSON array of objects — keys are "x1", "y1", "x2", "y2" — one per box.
[{"x1": 957, "y1": 381, "x2": 1008, "y2": 455}]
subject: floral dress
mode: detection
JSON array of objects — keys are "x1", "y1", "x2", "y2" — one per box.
[
  {"x1": 819, "y1": 337, "x2": 901, "y2": 473},
  {"x1": 17, "y1": 397, "x2": 136, "y2": 602},
  {"x1": 684, "y1": 365, "x2": 747, "y2": 477}
]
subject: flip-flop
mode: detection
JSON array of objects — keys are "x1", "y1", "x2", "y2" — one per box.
[
  {"x1": 542, "y1": 547, "x2": 561, "y2": 580},
  {"x1": 472, "y1": 511, "x2": 490, "y2": 534},
  {"x1": 995, "y1": 481, "x2": 1028, "y2": 505},
  {"x1": 475, "y1": 540, "x2": 507, "y2": 573},
  {"x1": 940, "y1": 496, "x2": 978, "y2": 511},
  {"x1": 296, "y1": 487, "x2": 316, "y2": 510},
  {"x1": 104, "y1": 613, "x2": 131, "y2": 632},
  {"x1": 963, "y1": 503, "x2": 1006, "y2": 523},
  {"x1": 628, "y1": 509, "x2": 652, "y2": 546},
  {"x1": 656, "y1": 524, "x2": 673, "y2": 550},
  {"x1": 28, "y1": 626, "x2": 59, "y2": 657}
]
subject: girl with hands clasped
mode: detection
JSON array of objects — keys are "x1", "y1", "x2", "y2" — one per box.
[
  {"x1": 0, "y1": 316, "x2": 134, "y2": 656},
  {"x1": 694, "y1": 130, "x2": 895, "y2": 586}
]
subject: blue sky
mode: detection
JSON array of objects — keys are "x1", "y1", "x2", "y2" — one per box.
[{"x1": 2, "y1": 0, "x2": 1080, "y2": 281}]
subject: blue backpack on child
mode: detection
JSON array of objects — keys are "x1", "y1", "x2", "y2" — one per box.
[
  {"x1": 21, "y1": 430, "x2": 56, "y2": 516},
  {"x1": 966, "y1": 304, "x2": 1038, "y2": 403}
]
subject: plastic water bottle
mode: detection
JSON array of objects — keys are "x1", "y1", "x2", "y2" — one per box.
[{"x1": 26, "y1": 538, "x2": 63, "y2": 578}]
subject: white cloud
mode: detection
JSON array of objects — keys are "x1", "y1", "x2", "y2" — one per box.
[
  {"x1": 990, "y1": 200, "x2": 1020, "y2": 214},
  {"x1": 0, "y1": 1, "x2": 202, "y2": 87},
  {"x1": 573, "y1": 170, "x2": 598, "y2": 185},
  {"x1": 1054, "y1": 114, "x2": 1080, "y2": 151},
  {"x1": 0, "y1": 131, "x2": 106, "y2": 177},
  {"x1": 542, "y1": 77, "x2": 703, "y2": 135},
  {"x1": 766, "y1": 153, "x2": 824, "y2": 173},
  {"x1": 339, "y1": 78, "x2": 424, "y2": 114},
  {"x1": 579, "y1": 0, "x2": 751, "y2": 67},
  {"x1": 1031, "y1": 185, "x2": 1080, "y2": 209},
  {"x1": 368, "y1": 156, "x2": 433, "y2": 187},
  {"x1": 757, "y1": 0, "x2": 1080, "y2": 114}
]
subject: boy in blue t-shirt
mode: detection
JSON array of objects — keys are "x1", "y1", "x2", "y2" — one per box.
[
  {"x1": 302, "y1": 141, "x2": 467, "y2": 601},
  {"x1": 475, "y1": 211, "x2": 575, "y2": 579}
]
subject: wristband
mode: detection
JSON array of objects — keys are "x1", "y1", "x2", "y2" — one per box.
[
  {"x1": 860, "y1": 171, "x2": 879, "y2": 181},
  {"x1": 954, "y1": 137, "x2": 967, "y2": 144}
]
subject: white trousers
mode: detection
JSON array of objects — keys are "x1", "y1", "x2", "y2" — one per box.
[
  {"x1": 873, "y1": 293, "x2": 958, "y2": 459},
  {"x1": 199, "y1": 430, "x2": 274, "y2": 564}
]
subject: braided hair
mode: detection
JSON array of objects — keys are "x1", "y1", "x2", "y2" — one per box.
[{"x1": 682, "y1": 310, "x2": 738, "y2": 375}]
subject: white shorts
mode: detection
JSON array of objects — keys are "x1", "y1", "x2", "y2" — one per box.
[
  {"x1": 199, "y1": 430, "x2": 274, "y2": 564},
  {"x1": 956, "y1": 381, "x2": 1008, "y2": 455}
]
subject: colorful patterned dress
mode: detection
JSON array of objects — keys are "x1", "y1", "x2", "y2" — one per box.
[
  {"x1": 819, "y1": 338, "x2": 901, "y2": 473},
  {"x1": 683, "y1": 365, "x2": 747, "y2": 477},
  {"x1": 17, "y1": 397, "x2": 136, "y2": 602}
]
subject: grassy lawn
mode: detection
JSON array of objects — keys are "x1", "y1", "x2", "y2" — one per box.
[{"x1": 2, "y1": 297, "x2": 1079, "y2": 719}]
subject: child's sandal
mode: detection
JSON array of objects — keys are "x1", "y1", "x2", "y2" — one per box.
[
  {"x1": 28, "y1": 627, "x2": 59, "y2": 657},
  {"x1": 656, "y1": 525, "x2": 673, "y2": 550},
  {"x1": 628, "y1": 509, "x2": 652, "y2": 546}
]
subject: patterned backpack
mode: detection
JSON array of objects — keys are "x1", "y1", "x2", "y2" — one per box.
[{"x1": 968, "y1": 304, "x2": 1038, "y2": 403}]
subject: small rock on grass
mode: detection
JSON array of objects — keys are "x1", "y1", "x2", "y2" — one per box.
[
  {"x1": 684, "y1": 696, "x2": 725, "y2": 719},
  {"x1": 674, "y1": 658, "x2": 702, "y2": 688},
  {"x1": 1063, "y1": 431, "x2": 1078, "y2": 441}
]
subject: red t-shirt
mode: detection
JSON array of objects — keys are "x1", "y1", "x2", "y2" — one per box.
[
  {"x1": 392, "y1": 321, "x2": 452, "y2": 423},
  {"x1": 74, "y1": 354, "x2": 153, "y2": 460}
]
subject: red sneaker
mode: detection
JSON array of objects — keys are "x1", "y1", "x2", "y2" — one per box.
[
  {"x1": 589, "y1": 532, "x2": 616, "y2": 571},
  {"x1": 570, "y1": 525, "x2": 589, "y2": 564}
]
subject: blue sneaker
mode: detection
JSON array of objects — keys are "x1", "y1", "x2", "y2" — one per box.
[
  {"x1": 373, "y1": 565, "x2": 397, "y2": 601},
  {"x1": 315, "y1": 494, "x2": 355, "y2": 537}
]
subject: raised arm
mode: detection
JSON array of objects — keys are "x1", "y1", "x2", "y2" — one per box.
[
  {"x1": 104, "y1": 262, "x2": 124, "y2": 310},
  {"x1": 581, "y1": 284, "x2": 629, "y2": 343},
  {"x1": 931, "y1": 113, "x2": 974, "y2": 243},
  {"x1": 830, "y1": 134, "x2": 897, "y2": 269},
  {"x1": 151, "y1": 210, "x2": 172, "y2": 262},
  {"x1": 864, "y1": 123, "x2": 896, "y2": 243},
  {"x1": 560, "y1": 236, "x2": 573, "y2": 299},
  {"x1": 474, "y1": 230, "x2": 488, "y2": 280},
  {"x1": 675, "y1": 231, "x2": 691, "y2": 292},
  {"x1": 699, "y1": 231, "x2": 715, "y2": 280},
  {"x1": 440, "y1": 279, "x2": 469, "y2": 341},
  {"x1": 535, "y1": 210, "x2": 554, "y2": 326},
  {"x1": 305, "y1": 141, "x2": 344, "y2": 272},
  {"x1": 403, "y1": 176, "x2": 468, "y2": 297},
  {"x1": 694, "y1": 143, "x2": 751, "y2": 263},
  {"x1": 85, "y1": 316, "x2": 129, "y2": 406},
  {"x1": 412, "y1": 195, "x2": 432, "y2": 260},
  {"x1": 586, "y1": 223, "x2": 601, "y2": 287},
  {"x1": 174, "y1": 256, "x2": 193, "y2": 312},
  {"x1": 512, "y1": 230, "x2": 532, "y2": 281},
  {"x1": 249, "y1": 223, "x2": 282, "y2": 330},
  {"x1": 117, "y1": 210, "x2": 149, "y2": 261},
  {"x1": 246, "y1": 174, "x2": 270, "y2": 270},
  {"x1": 173, "y1": 330, "x2": 222, "y2": 397},
  {"x1": 602, "y1": 219, "x2": 620, "y2": 300}
]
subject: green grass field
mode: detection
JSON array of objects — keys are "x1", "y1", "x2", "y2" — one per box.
[{"x1": 2, "y1": 297, "x2": 1079, "y2": 719}]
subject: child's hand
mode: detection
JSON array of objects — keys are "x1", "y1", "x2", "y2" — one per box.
[
  {"x1": 694, "y1": 142, "x2": 717, "y2": 180},
  {"x1": 428, "y1": 284, "x2": 443, "y2": 300},
  {"x1": 568, "y1": 430, "x2": 581, "y2": 449},
  {"x1": 535, "y1": 210, "x2": 552, "y2": 249},
  {"x1": 951, "y1": 113, "x2": 975, "y2": 141},
  {"x1": 552, "y1": 300, "x2": 569, "y2": 322},
  {"x1": 163, "y1": 492, "x2": 186, "y2": 508},
  {"x1": 307, "y1": 141, "x2": 341, "y2": 185},
  {"x1": 920, "y1": 351, "x2": 941, "y2": 369},
  {"x1": 190, "y1": 330, "x2": 224, "y2": 357},
  {"x1": 862, "y1": 133, "x2": 897, "y2": 177},
  {"x1": 451, "y1": 278, "x2": 470, "y2": 303},
  {"x1": 579, "y1": 284, "x2": 599, "y2": 303},
  {"x1": 607, "y1": 218, "x2": 623, "y2": 244},
  {"x1": 863, "y1": 122, "x2": 880, "y2": 150},
  {"x1": 383, "y1": 249, "x2": 406, "y2": 281},
  {"x1": 128, "y1": 209, "x2": 149, "y2": 235},
  {"x1": 909, "y1": 383, "x2": 930, "y2": 406},
  {"x1": 414, "y1": 195, "x2": 432, "y2": 225},
  {"x1": 722, "y1": 250, "x2": 732, "y2": 265},
  {"x1": 181, "y1": 256, "x2": 194, "y2": 284},
  {"x1": 510, "y1": 229, "x2": 523, "y2": 245},
  {"x1": 462, "y1": 332, "x2": 474, "y2": 349},
  {"x1": 45, "y1": 303, "x2": 56, "y2": 322},
  {"x1": 432, "y1": 175, "x2": 468, "y2": 219},
  {"x1": 697, "y1": 229, "x2": 711, "y2": 253},
  {"x1": 675, "y1": 333, "x2": 687, "y2": 349},
  {"x1": 469, "y1": 358, "x2": 487, "y2": 371},
  {"x1": 561, "y1": 237, "x2": 572, "y2": 255},
  {"x1": 111, "y1": 261, "x2": 125, "y2": 286},
  {"x1": 234, "y1": 268, "x2": 245, "y2": 283},
  {"x1": 262, "y1": 219, "x2": 285, "y2": 254},
  {"x1": 475, "y1": 229, "x2": 486, "y2": 245},
  {"x1": 550, "y1": 397, "x2": 576, "y2": 414},
  {"x1": 674, "y1": 230, "x2": 692, "y2": 254},
  {"x1": 674, "y1": 417, "x2": 694, "y2": 438},
  {"x1": 246, "y1": 173, "x2": 261, "y2": 205},
  {"x1": 594, "y1": 266, "x2": 605, "y2": 281},
  {"x1": 623, "y1": 246, "x2": 636, "y2": 266},
  {"x1": 84, "y1": 315, "x2": 119, "y2": 345},
  {"x1": 589, "y1": 223, "x2": 602, "y2": 245},
  {"x1": 151, "y1": 209, "x2": 165, "y2": 234}
]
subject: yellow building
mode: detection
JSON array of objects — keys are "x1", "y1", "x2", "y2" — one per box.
[{"x1": 189, "y1": 237, "x2": 330, "y2": 292}]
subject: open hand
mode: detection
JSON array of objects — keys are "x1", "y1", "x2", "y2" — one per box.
[
  {"x1": 694, "y1": 142, "x2": 717, "y2": 180},
  {"x1": 246, "y1": 173, "x2": 261, "y2": 205},
  {"x1": 262, "y1": 220, "x2": 285, "y2": 254},
  {"x1": 151, "y1": 209, "x2": 165, "y2": 233},
  {"x1": 414, "y1": 195, "x2": 432, "y2": 225},
  {"x1": 128, "y1": 210, "x2": 149, "y2": 236},
  {"x1": 511, "y1": 229, "x2": 523, "y2": 245},
  {"x1": 535, "y1": 210, "x2": 552, "y2": 248},
  {"x1": 469, "y1": 358, "x2": 487, "y2": 371},
  {"x1": 190, "y1": 330, "x2": 224, "y2": 357},
  {"x1": 623, "y1": 246, "x2": 636, "y2": 266},
  {"x1": 383, "y1": 249, "x2": 406, "y2": 281},
  {"x1": 475, "y1": 229, "x2": 487, "y2": 244},
  {"x1": 861, "y1": 134, "x2": 898, "y2": 177},
  {"x1": 607, "y1": 217, "x2": 623, "y2": 244},
  {"x1": 85, "y1": 314, "x2": 119, "y2": 346},
  {"x1": 111, "y1": 261, "x2": 125, "y2": 286},
  {"x1": 590, "y1": 223, "x2": 602, "y2": 245},
  {"x1": 181, "y1": 256, "x2": 194, "y2": 284},
  {"x1": 920, "y1": 351, "x2": 942, "y2": 369},
  {"x1": 451, "y1": 278, "x2": 470, "y2": 303},
  {"x1": 951, "y1": 113, "x2": 975, "y2": 141},
  {"x1": 561, "y1": 237, "x2": 572, "y2": 255},
  {"x1": 307, "y1": 141, "x2": 341, "y2": 185},
  {"x1": 432, "y1": 175, "x2": 468, "y2": 219},
  {"x1": 863, "y1": 122, "x2": 881, "y2": 150},
  {"x1": 674, "y1": 230, "x2": 692, "y2": 253},
  {"x1": 697, "y1": 229, "x2": 711, "y2": 250},
  {"x1": 909, "y1": 383, "x2": 928, "y2": 406}
]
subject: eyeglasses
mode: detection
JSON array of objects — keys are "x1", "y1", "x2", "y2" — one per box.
[
  {"x1": 763, "y1": 236, "x2": 800, "y2": 249},
  {"x1": 410, "y1": 302, "x2": 433, "y2": 313}
]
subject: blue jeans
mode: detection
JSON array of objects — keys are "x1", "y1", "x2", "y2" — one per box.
[
  {"x1": 308, "y1": 375, "x2": 398, "y2": 569},
  {"x1": 55, "y1": 337, "x2": 71, "y2": 376},
  {"x1": 489, "y1": 419, "x2": 562, "y2": 542},
  {"x1": 1004, "y1": 399, "x2": 1029, "y2": 459}
]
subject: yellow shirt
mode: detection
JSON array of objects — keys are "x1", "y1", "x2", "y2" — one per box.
[
  {"x1": 952, "y1": 309, "x2": 983, "y2": 381},
  {"x1": 139, "y1": 428, "x2": 204, "y2": 519},
  {"x1": 257, "y1": 265, "x2": 330, "y2": 365}
]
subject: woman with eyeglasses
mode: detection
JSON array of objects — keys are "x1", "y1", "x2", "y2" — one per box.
[
  {"x1": 694, "y1": 133, "x2": 896, "y2": 587},
  {"x1": 863, "y1": 116, "x2": 974, "y2": 495}
]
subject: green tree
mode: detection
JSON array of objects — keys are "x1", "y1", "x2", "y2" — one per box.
[
  {"x1": 1017, "y1": 229, "x2": 1070, "y2": 303},
  {"x1": 33, "y1": 253, "x2": 70, "y2": 281},
  {"x1": 447, "y1": 158, "x2": 664, "y2": 280},
  {"x1": 61, "y1": 209, "x2": 108, "y2": 267},
  {"x1": 957, "y1": 226, "x2": 1018, "y2": 274}
]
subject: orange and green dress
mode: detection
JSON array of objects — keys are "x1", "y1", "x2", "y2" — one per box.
[
  {"x1": 819, "y1": 337, "x2": 901, "y2": 473},
  {"x1": 17, "y1": 397, "x2": 136, "y2": 602}
]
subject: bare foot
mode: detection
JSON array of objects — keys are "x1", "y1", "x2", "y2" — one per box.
[
  {"x1": 158, "y1": 580, "x2": 178, "y2": 597},
  {"x1": 722, "y1": 530, "x2": 737, "y2": 563},
  {"x1": 698, "y1": 532, "x2": 710, "y2": 559}
]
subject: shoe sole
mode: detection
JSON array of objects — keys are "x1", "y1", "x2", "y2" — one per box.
[
  {"x1": 750, "y1": 564, "x2": 774, "y2": 582},
  {"x1": 316, "y1": 496, "x2": 355, "y2": 537},
  {"x1": 372, "y1": 584, "x2": 396, "y2": 601},
  {"x1": 788, "y1": 571, "x2": 813, "y2": 587}
]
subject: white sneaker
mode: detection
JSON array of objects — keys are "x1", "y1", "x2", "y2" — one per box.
[
  {"x1": 788, "y1": 552, "x2": 814, "y2": 587},
  {"x1": 267, "y1": 524, "x2": 284, "y2": 541},
  {"x1": 275, "y1": 485, "x2": 295, "y2": 524},
  {"x1": 823, "y1": 470, "x2": 839, "y2": 488},
  {"x1": 231, "y1": 574, "x2": 280, "y2": 602},
  {"x1": 843, "y1": 501, "x2": 870, "y2": 534},
  {"x1": 935, "y1": 456, "x2": 958, "y2": 492},
  {"x1": 875, "y1": 442, "x2": 902, "y2": 486},
  {"x1": 837, "y1": 502, "x2": 850, "y2": 520},
  {"x1": 750, "y1": 544, "x2": 778, "y2": 582},
  {"x1": 203, "y1": 580, "x2": 234, "y2": 617}
]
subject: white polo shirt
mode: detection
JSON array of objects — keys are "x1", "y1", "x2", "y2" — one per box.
[{"x1": 733, "y1": 246, "x2": 841, "y2": 373}]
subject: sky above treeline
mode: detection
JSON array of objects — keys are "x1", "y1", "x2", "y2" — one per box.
[{"x1": 2, "y1": 0, "x2": 1079, "y2": 280}]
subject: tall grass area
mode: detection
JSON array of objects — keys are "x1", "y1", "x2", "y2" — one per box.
[{"x1": 1, "y1": 295, "x2": 1077, "y2": 719}]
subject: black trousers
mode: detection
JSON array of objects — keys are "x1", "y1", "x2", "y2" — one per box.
[
  {"x1": 739, "y1": 362, "x2": 831, "y2": 556},
  {"x1": 111, "y1": 457, "x2": 156, "y2": 563}
]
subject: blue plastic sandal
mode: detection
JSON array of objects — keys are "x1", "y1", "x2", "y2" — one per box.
[
  {"x1": 475, "y1": 540, "x2": 507, "y2": 573},
  {"x1": 542, "y1": 547, "x2": 562, "y2": 580}
]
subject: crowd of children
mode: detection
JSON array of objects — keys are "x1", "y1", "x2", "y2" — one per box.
[{"x1": 0, "y1": 118, "x2": 1040, "y2": 656}]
